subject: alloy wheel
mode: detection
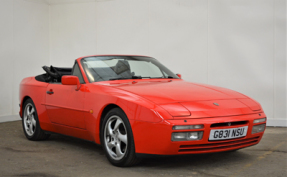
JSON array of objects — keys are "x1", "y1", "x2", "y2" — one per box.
[
  {"x1": 104, "y1": 115, "x2": 128, "y2": 160},
  {"x1": 23, "y1": 103, "x2": 36, "y2": 136}
]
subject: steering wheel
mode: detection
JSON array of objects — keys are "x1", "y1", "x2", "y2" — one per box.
[{"x1": 42, "y1": 66, "x2": 61, "y2": 79}]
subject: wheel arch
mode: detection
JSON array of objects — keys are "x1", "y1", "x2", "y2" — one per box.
[
  {"x1": 100, "y1": 104, "x2": 120, "y2": 122},
  {"x1": 20, "y1": 96, "x2": 32, "y2": 118},
  {"x1": 98, "y1": 104, "x2": 122, "y2": 144}
]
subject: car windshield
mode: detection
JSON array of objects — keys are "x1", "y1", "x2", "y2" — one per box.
[{"x1": 81, "y1": 56, "x2": 179, "y2": 82}]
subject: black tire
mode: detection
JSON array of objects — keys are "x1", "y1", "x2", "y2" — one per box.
[
  {"x1": 22, "y1": 98, "x2": 50, "y2": 141},
  {"x1": 227, "y1": 149, "x2": 239, "y2": 152},
  {"x1": 100, "y1": 108, "x2": 141, "y2": 167}
]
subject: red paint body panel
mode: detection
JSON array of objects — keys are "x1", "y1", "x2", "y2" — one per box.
[
  {"x1": 111, "y1": 80, "x2": 246, "y2": 104},
  {"x1": 132, "y1": 113, "x2": 266, "y2": 154},
  {"x1": 179, "y1": 100, "x2": 258, "y2": 118},
  {"x1": 19, "y1": 55, "x2": 266, "y2": 155},
  {"x1": 238, "y1": 98, "x2": 262, "y2": 111},
  {"x1": 45, "y1": 84, "x2": 86, "y2": 129}
]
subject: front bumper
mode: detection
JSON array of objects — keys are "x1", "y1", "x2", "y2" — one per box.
[{"x1": 132, "y1": 113, "x2": 266, "y2": 155}]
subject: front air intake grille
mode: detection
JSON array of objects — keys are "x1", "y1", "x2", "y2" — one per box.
[
  {"x1": 178, "y1": 136, "x2": 259, "y2": 152},
  {"x1": 210, "y1": 121, "x2": 248, "y2": 128}
]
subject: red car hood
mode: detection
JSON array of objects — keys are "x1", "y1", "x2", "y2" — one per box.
[
  {"x1": 102, "y1": 80, "x2": 261, "y2": 118},
  {"x1": 108, "y1": 80, "x2": 247, "y2": 104}
]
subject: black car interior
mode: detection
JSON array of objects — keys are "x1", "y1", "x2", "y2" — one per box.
[
  {"x1": 36, "y1": 59, "x2": 135, "y2": 83},
  {"x1": 35, "y1": 65, "x2": 72, "y2": 83},
  {"x1": 83, "y1": 60, "x2": 135, "y2": 82}
]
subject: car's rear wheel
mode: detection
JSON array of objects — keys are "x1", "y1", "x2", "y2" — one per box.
[
  {"x1": 22, "y1": 98, "x2": 50, "y2": 141},
  {"x1": 101, "y1": 108, "x2": 140, "y2": 167}
]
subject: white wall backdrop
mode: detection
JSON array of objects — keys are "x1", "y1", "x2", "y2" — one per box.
[
  {"x1": 0, "y1": 0, "x2": 49, "y2": 117},
  {"x1": 0, "y1": 0, "x2": 286, "y2": 126}
]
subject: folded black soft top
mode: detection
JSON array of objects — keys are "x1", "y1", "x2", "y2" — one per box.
[
  {"x1": 53, "y1": 67, "x2": 72, "y2": 76},
  {"x1": 35, "y1": 66, "x2": 72, "y2": 83}
]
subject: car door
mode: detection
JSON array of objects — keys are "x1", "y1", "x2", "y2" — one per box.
[{"x1": 45, "y1": 62, "x2": 86, "y2": 129}]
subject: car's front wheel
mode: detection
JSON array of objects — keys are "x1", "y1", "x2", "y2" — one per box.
[
  {"x1": 101, "y1": 108, "x2": 140, "y2": 167},
  {"x1": 22, "y1": 98, "x2": 50, "y2": 141}
]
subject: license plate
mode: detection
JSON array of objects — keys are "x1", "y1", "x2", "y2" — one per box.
[{"x1": 209, "y1": 126, "x2": 248, "y2": 140}]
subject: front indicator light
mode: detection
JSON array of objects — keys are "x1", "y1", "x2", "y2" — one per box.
[
  {"x1": 252, "y1": 124, "x2": 266, "y2": 134},
  {"x1": 172, "y1": 131, "x2": 203, "y2": 141},
  {"x1": 253, "y1": 117, "x2": 266, "y2": 124},
  {"x1": 173, "y1": 124, "x2": 204, "y2": 130}
]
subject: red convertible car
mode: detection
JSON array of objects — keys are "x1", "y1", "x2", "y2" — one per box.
[{"x1": 19, "y1": 55, "x2": 266, "y2": 166}]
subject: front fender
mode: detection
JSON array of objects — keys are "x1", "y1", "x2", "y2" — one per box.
[{"x1": 84, "y1": 84, "x2": 173, "y2": 144}]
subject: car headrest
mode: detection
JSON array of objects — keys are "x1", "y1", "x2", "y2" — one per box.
[{"x1": 114, "y1": 60, "x2": 130, "y2": 75}]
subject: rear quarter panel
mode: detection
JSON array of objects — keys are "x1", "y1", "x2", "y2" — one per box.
[{"x1": 19, "y1": 77, "x2": 51, "y2": 130}]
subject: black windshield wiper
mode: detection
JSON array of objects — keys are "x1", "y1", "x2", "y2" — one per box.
[
  {"x1": 109, "y1": 76, "x2": 174, "y2": 80},
  {"x1": 109, "y1": 76, "x2": 143, "y2": 80},
  {"x1": 132, "y1": 76, "x2": 144, "y2": 79},
  {"x1": 150, "y1": 76, "x2": 174, "y2": 79}
]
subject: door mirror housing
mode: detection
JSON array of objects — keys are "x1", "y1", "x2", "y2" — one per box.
[
  {"x1": 62, "y1": 76, "x2": 81, "y2": 91},
  {"x1": 176, "y1": 73, "x2": 182, "y2": 79}
]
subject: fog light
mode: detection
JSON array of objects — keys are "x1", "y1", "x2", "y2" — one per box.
[
  {"x1": 172, "y1": 133, "x2": 186, "y2": 141},
  {"x1": 253, "y1": 118, "x2": 266, "y2": 124},
  {"x1": 172, "y1": 131, "x2": 203, "y2": 141},
  {"x1": 173, "y1": 124, "x2": 204, "y2": 130},
  {"x1": 252, "y1": 124, "x2": 265, "y2": 134}
]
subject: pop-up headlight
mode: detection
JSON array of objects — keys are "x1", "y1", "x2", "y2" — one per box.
[{"x1": 160, "y1": 103, "x2": 191, "y2": 117}]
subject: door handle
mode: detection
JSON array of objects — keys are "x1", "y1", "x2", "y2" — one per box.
[{"x1": 46, "y1": 90, "x2": 54, "y2": 95}]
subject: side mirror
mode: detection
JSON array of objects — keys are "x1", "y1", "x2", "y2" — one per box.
[
  {"x1": 62, "y1": 76, "x2": 81, "y2": 91},
  {"x1": 176, "y1": 73, "x2": 182, "y2": 79}
]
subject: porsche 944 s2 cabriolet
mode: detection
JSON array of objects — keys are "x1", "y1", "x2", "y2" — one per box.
[{"x1": 19, "y1": 55, "x2": 266, "y2": 166}]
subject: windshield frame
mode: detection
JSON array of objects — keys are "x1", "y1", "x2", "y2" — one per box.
[{"x1": 80, "y1": 56, "x2": 179, "y2": 83}]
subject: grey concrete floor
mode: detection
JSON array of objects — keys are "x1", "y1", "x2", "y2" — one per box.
[{"x1": 0, "y1": 121, "x2": 286, "y2": 177}]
